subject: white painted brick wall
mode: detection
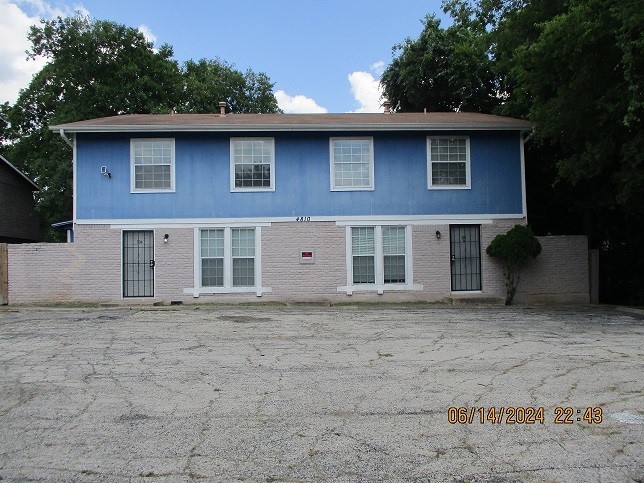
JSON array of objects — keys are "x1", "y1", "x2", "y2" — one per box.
[
  {"x1": 261, "y1": 222, "x2": 346, "y2": 298},
  {"x1": 154, "y1": 228, "x2": 194, "y2": 300},
  {"x1": 515, "y1": 235, "x2": 589, "y2": 303},
  {"x1": 7, "y1": 220, "x2": 589, "y2": 304}
]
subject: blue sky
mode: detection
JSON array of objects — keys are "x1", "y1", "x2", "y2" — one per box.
[{"x1": 1, "y1": 0, "x2": 451, "y2": 113}]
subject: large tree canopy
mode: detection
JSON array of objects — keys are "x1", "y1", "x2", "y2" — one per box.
[
  {"x1": 2, "y1": 15, "x2": 280, "y2": 240},
  {"x1": 380, "y1": 14, "x2": 498, "y2": 112},
  {"x1": 179, "y1": 59, "x2": 280, "y2": 114},
  {"x1": 381, "y1": 0, "x2": 643, "y2": 303}
]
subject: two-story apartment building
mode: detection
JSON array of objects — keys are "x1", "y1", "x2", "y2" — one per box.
[{"x1": 48, "y1": 109, "x2": 535, "y2": 303}]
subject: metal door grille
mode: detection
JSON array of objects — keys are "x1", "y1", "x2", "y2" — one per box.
[
  {"x1": 450, "y1": 225, "x2": 481, "y2": 291},
  {"x1": 123, "y1": 231, "x2": 154, "y2": 297}
]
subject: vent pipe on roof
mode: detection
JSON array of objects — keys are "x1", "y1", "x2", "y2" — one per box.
[
  {"x1": 383, "y1": 100, "x2": 391, "y2": 114},
  {"x1": 219, "y1": 101, "x2": 227, "y2": 117}
]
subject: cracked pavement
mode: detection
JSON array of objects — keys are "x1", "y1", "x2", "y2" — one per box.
[{"x1": 0, "y1": 305, "x2": 642, "y2": 482}]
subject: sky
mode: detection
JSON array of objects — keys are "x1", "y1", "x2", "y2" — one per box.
[{"x1": 0, "y1": 0, "x2": 452, "y2": 113}]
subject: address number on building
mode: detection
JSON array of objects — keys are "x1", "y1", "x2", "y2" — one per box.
[{"x1": 296, "y1": 217, "x2": 311, "y2": 222}]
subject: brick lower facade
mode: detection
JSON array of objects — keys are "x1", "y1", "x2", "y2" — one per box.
[{"x1": 7, "y1": 220, "x2": 589, "y2": 304}]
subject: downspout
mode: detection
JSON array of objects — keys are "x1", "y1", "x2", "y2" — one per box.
[{"x1": 59, "y1": 128, "x2": 73, "y2": 148}]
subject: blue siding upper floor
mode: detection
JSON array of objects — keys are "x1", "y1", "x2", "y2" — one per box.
[{"x1": 75, "y1": 130, "x2": 524, "y2": 220}]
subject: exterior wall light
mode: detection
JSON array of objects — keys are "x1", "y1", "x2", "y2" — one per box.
[
  {"x1": 436, "y1": 230, "x2": 442, "y2": 239},
  {"x1": 164, "y1": 234, "x2": 169, "y2": 243}
]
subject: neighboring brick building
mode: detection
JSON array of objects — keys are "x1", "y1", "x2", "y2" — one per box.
[
  {"x1": 0, "y1": 155, "x2": 40, "y2": 243},
  {"x1": 6, "y1": 107, "x2": 590, "y2": 304}
]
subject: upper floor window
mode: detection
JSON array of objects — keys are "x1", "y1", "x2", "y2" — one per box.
[
  {"x1": 230, "y1": 138, "x2": 275, "y2": 192},
  {"x1": 131, "y1": 139, "x2": 175, "y2": 192},
  {"x1": 427, "y1": 136, "x2": 470, "y2": 189},
  {"x1": 330, "y1": 137, "x2": 374, "y2": 191}
]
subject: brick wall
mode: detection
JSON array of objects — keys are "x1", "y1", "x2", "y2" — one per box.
[
  {"x1": 514, "y1": 235, "x2": 589, "y2": 304},
  {"x1": 7, "y1": 222, "x2": 589, "y2": 305},
  {"x1": 261, "y1": 222, "x2": 345, "y2": 299}
]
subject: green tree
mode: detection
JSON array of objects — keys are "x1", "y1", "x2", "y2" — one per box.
[
  {"x1": 441, "y1": 0, "x2": 644, "y2": 304},
  {"x1": 380, "y1": 14, "x2": 498, "y2": 112},
  {"x1": 179, "y1": 59, "x2": 280, "y2": 114},
  {"x1": 4, "y1": 15, "x2": 281, "y2": 240},
  {"x1": 486, "y1": 224, "x2": 542, "y2": 305},
  {"x1": 4, "y1": 15, "x2": 183, "y2": 239}
]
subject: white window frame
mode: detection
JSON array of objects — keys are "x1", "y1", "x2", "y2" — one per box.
[
  {"x1": 427, "y1": 136, "x2": 471, "y2": 190},
  {"x1": 230, "y1": 137, "x2": 275, "y2": 192},
  {"x1": 338, "y1": 225, "x2": 423, "y2": 295},
  {"x1": 330, "y1": 137, "x2": 375, "y2": 191},
  {"x1": 187, "y1": 226, "x2": 271, "y2": 297},
  {"x1": 130, "y1": 138, "x2": 176, "y2": 193}
]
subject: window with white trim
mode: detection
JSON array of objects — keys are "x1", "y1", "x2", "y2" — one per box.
[
  {"x1": 352, "y1": 227, "x2": 376, "y2": 284},
  {"x1": 232, "y1": 228, "x2": 255, "y2": 287},
  {"x1": 427, "y1": 136, "x2": 470, "y2": 189},
  {"x1": 201, "y1": 229, "x2": 224, "y2": 287},
  {"x1": 348, "y1": 225, "x2": 412, "y2": 288},
  {"x1": 200, "y1": 228, "x2": 257, "y2": 288},
  {"x1": 330, "y1": 137, "x2": 374, "y2": 190},
  {"x1": 131, "y1": 139, "x2": 175, "y2": 192},
  {"x1": 230, "y1": 138, "x2": 275, "y2": 191},
  {"x1": 382, "y1": 226, "x2": 406, "y2": 284}
]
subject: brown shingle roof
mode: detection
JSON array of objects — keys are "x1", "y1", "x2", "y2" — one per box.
[{"x1": 50, "y1": 112, "x2": 533, "y2": 133}]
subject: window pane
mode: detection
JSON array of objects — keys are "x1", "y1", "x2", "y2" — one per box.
[
  {"x1": 332, "y1": 139, "x2": 372, "y2": 188},
  {"x1": 382, "y1": 226, "x2": 405, "y2": 255},
  {"x1": 432, "y1": 162, "x2": 466, "y2": 186},
  {"x1": 133, "y1": 139, "x2": 173, "y2": 190},
  {"x1": 201, "y1": 229, "x2": 224, "y2": 258},
  {"x1": 232, "y1": 139, "x2": 273, "y2": 188},
  {"x1": 352, "y1": 227, "x2": 374, "y2": 255},
  {"x1": 430, "y1": 138, "x2": 467, "y2": 186},
  {"x1": 202, "y1": 258, "x2": 223, "y2": 287},
  {"x1": 384, "y1": 255, "x2": 406, "y2": 284},
  {"x1": 232, "y1": 228, "x2": 255, "y2": 257},
  {"x1": 134, "y1": 165, "x2": 171, "y2": 189},
  {"x1": 353, "y1": 256, "x2": 375, "y2": 284},
  {"x1": 235, "y1": 163, "x2": 271, "y2": 188},
  {"x1": 233, "y1": 258, "x2": 255, "y2": 287}
]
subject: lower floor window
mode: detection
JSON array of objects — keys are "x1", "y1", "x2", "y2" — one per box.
[
  {"x1": 200, "y1": 227, "x2": 256, "y2": 288},
  {"x1": 350, "y1": 225, "x2": 408, "y2": 286},
  {"x1": 352, "y1": 227, "x2": 376, "y2": 283}
]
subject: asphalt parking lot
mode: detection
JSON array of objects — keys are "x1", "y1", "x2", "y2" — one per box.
[{"x1": 0, "y1": 304, "x2": 643, "y2": 482}]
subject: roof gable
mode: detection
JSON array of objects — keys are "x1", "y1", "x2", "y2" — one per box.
[{"x1": 0, "y1": 154, "x2": 39, "y2": 191}]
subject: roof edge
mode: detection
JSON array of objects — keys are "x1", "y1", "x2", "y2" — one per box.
[
  {"x1": 0, "y1": 154, "x2": 39, "y2": 191},
  {"x1": 51, "y1": 122, "x2": 534, "y2": 133}
]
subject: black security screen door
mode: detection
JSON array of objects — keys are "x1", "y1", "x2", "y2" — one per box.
[
  {"x1": 123, "y1": 230, "x2": 154, "y2": 297},
  {"x1": 450, "y1": 225, "x2": 482, "y2": 291}
]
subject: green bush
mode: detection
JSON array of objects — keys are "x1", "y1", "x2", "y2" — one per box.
[{"x1": 486, "y1": 225, "x2": 542, "y2": 305}]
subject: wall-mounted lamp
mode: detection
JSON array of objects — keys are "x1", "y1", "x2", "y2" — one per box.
[
  {"x1": 100, "y1": 166, "x2": 111, "y2": 178},
  {"x1": 164, "y1": 234, "x2": 169, "y2": 243},
  {"x1": 435, "y1": 230, "x2": 442, "y2": 239}
]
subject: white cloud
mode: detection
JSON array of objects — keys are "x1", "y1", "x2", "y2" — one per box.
[
  {"x1": 16, "y1": 0, "x2": 67, "y2": 18},
  {"x1": 348, "y1": 71, "x2": 384, "y2": 113},
  {"x1": 0, "y1": 0, "x2": 88, "y2": 104},
  {"x1": 138, "y1": 24, "x2": 156, "y2": 45},
  {"x1": 0, "y1": 0, "x2": 47, "y2": 104},
  {"x1": 370, "y1": 60, "x2": 385, "y2": 75},
  {"x1": 275, "y1": 90, "x2": 327, "y2": 114}
]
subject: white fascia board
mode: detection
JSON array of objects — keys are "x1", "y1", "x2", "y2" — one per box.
[
  {"x1": 73, "y1": 213, "x2": 526, "y2": 228},
  {"x1": 49, "y1": 123, "x2": 532, "y2": 133}
]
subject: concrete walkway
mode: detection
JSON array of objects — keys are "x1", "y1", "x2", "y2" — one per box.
[{"x1": 0, "y1": 305, "x2": 642, "y2": 482}]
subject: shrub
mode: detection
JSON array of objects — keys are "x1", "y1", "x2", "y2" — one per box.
[{"x1": 486, "y1": 225, "x2": 542, "y2": 305}]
